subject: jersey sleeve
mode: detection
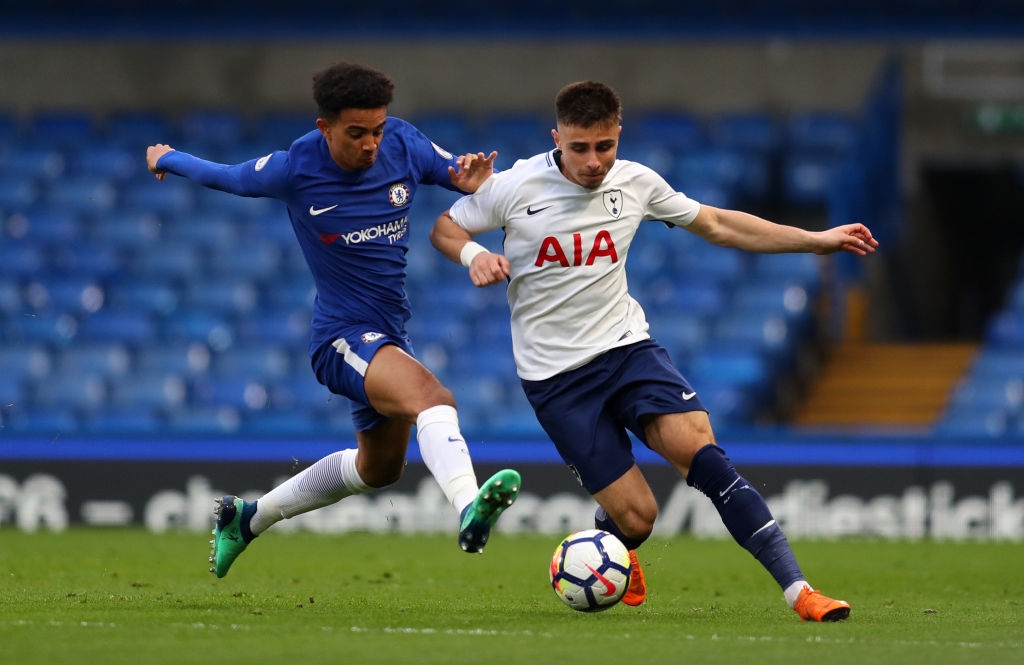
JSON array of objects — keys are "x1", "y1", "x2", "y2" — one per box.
[
  {"x1": 157, "y1": 150, "x2": 291, "y2": 199},
  {"x1": 404, "y1": 124, "x2": 462, "y2": 192},
  {"x1": 448, "y1": 173, "x2": 508, "y2": 235},
  {"x1": 639, "y1": 166, "x2": 701, "y2": 228}
]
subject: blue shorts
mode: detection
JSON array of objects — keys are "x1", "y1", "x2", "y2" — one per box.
[
  {"x1": 311, "y1": 326, "x2": 416, "y2": 432},
  {"x1": 520, "y1": 339, "x2": 707, "y2": 494}
]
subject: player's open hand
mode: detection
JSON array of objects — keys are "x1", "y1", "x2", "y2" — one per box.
[
  {"x1": 816, "y1": 223, "x2": 879, "y2": 256},
  {"x1": 449, "y1": 151, "x2": 497, "y2": 193},
  {"x1": 146, "y1": 144, "x2": 175, "y2": 180},
  {"x1": 468, "y1": 251, "x2": 510, "y2": 287}
]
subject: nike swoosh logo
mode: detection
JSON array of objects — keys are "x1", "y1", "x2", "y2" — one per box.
[
  {"x1": 526, "y1": 205, "x2": 552, "y2": 215},
  {"x1": 719, "y1": 477, "x2": 741, "y2": 497},
  {"x1": 309, "y1": 204, "x2": 339, "y2": 216},
  {"x1": 585, "y1": 564, "x2": 618, "y2": 597},
  {"x1": 448, "y1": 436, "x2": 464, "y2": 443},
  {"x1": 682, "y1": 391, "x2": 696, "y2": 400}
]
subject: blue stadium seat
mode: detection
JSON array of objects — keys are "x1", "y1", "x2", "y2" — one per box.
[
  {"x1": 630, "y1": 112, "x2": 703, "y2": 151},
  {"x1": 646, "y1": 313, "x2": 709, "y2": 363},
  {"x1": 179, "y1": 109, "x2": 245, "y2": 151},
  {"x1": 410, "y1": 111, "x2": 473, "y2": 152},
  {"x1": 969, "y1": 349, "x2": 1024, "y2": 378},
  {"x1": 786, "y1": 111, "x2": 859, "y2": 156},
  {"x1": 119, "y1": 178, "x2": 195, "y2": 216},
  {"x1": 162, "y1": 309, "x2": 235, "y2": 348},
  {"x1": 481, "y1": 112, "x2": 551, "y2": 166},
  {"x1": 85, "y1": 408, "x2": 161, "y2": 433},
  {"x1": 5, "y1": 312, "x2": 79, "y2": 346},
  {"x1": 105, "y1": 111, "x2": 177, "y2": 148},
  {"x1": 645, "y1": 280, "x2": 728, "y2": 318},
  {"x1": 53, "y1": 344, "x2": 131, "y2": 379},
  {"x1": 782, "y1": 152, "x2": 842, "y2": 207},
  {"x1": 105, "y1": 278, "x2": 180, "y2": 316},
  {"x1": 49, "y1": 244, "x2": 121, "y2": 279},
  {"x1": 0, "y1": 174, "x2": 40, "y2": 211},
  {"x1": 131, "y1": 242, "x2": 203, "y2": 278},
  {"x1": 0, "y1": 145, "x2": 65, "y2": 181},
  {"x1": 166, "y1": 406, "x2": 241, "y2": 434},
  {"x1": 205, "y1": 242, "x2": 280, "y2": 280},
  {"x1": 108, "y1": 372, "x2": 187, "y2": 410},
  {"x1": 691, "y1": 380, "x2": 754, "y2": 424},
  {"x1": 43, "y1": 176, "x2": 117, "y2": 215},
  {"x1": 0, "y1": 344, "x2": 52, "y2": 380},
  {"x1": 713, "y1": 312, "x2": 792, "y2": 358},
  {"x1": 481, "y1": 399, "x2": 546, "y2": 439},
  {"x1": 751, "y1": 253, "x2": 821, "y2": 284},
  {"x1": 0, "y1": 277, "x2": 20, "y2": 313},
  {"x1": 164, "y1": 212, "x2": 239, "y2": 248},
  {"x1": 10, "y1": 206, "x2": 83, "y2": 243},
  {"x1": 0, "y1": 242, "x2": 45, "y2": 277},
  {"x1": 68, "y1": 145, "x2": 138, "y2": 182},
  {"x1": 935, "y1": 405, "x2": 1009, "y2": 437},
  {"x1": 671, "y1": 242, "x2": 747, "y2": 284},
  {"x1": 267, "y1": 371, "x2": 336, "y2": 414},
  {"x1": 264, "y1": 278, "x2": 316, "y2": 309},
  {"x1": 235, "y1": 308, "x2": 311, "y2": 345},
  {"x1": 242, "y1": 211, "x2": 298, "y2": 248},
  {"x1": 135, "y1": 343, "x2": 212, "y2": 377},
  {"x1": 193, "y1": 185, "x2": 274, "y2": 218},
  {"x1": 92, "y1": 209, "x2": 162, "y2": 247},
  {"x1": 689, "y1": 345, "x2": 769, "y2": 390},
  {"x1": 241, "y1": 410, "x2": 322, "y2": 435},
  {"x1": 731, "y1": 282, "x2": 812, "y2": 320},
  {"x1": 708, "y1": 111, "x2": 782, "y2": 155},
  {"x1": 78, "y1": 309, "x2": 156, "y2": 344},
  {"x1": 29, "y1": 111, "x2": 97, "y2": 148},
  {"x1": 191, "y1": 375, "x2": 270, "y2": 410},
  {"x1": 212, "y1": 343, "x2": 291, "y2": 380},
  {"x1": 182, "y1": 278, "x2": 258, "y2": 314},
  {"x1": 948, "y1": 376, "x2": 1024, "y2": 411},
  {"x1": 30, "y1": 372, "x2": 106, "y2": 411},
  {"x1": 255, "y1": 111, "x2": 316, "y2": 148},
  {"x1": 985, "y1": 311, "x2": 1024, "y2": 347},
  {"x1": 32, "y1": 277, "x2": 105, "y2": 314},
  {"x1": 2, "y1": 407, "x2": 79, "y2": 434},
  {"x1": 0, "y1": 374, "x2": 24, "y2": 404}
]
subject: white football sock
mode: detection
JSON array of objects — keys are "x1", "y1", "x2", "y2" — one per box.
[
  {"x1": 784, "y1": 580, "x2": 811, "y2": 608},
  {"x1": 249, "y1": 448, "x2": 371, "y2": 535},
  {"x1": 416, "y1": 405, "x2": 479, "y2": 514}
]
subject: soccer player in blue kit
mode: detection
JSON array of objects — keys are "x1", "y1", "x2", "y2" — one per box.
[
  {"x1": 432, "y1": 80, "x2": 877, "y2": 621},
  {"x1": 145, "y1": 62, "x2": 519, "y2": 577}
]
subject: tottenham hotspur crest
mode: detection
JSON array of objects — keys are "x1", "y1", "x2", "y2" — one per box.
[
  {"x1": 603, "y1": 189, "x2": 622, "y2": 218},
  {"x1": 389, "y1": 182, "x2": 411, "y2": 207}
]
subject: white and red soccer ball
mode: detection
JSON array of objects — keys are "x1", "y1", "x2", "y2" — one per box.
[{"x1": 549, "y1": 529, "x2": 631, "y2": 612}]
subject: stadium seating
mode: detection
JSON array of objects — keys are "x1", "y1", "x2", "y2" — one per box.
[{"x1": 0, "y1": 105, "x2": 850, "y2": 439}]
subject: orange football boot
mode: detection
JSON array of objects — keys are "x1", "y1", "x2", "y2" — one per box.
[
  {"x1": 793, "y1": 586, "x2": 851, "y2": 622},
  {"x1": 620, "y1": 550, "x2": 647, "y2": 606}
]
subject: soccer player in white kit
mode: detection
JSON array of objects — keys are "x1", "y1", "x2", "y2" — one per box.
[{"x1": 431, "y1": 80, "x2": 878, "y2": 621}]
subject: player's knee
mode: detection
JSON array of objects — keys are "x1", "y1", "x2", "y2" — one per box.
[
  {"x1": 358, "y1": 457, "x2": 405, "y2": 488},
  {"x1": 619, "y1": 503, "x2": 657, "y2": 540}
]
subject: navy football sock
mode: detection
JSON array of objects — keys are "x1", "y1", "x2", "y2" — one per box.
[
  {"x1": 594, "y1": 506, "x2": 648, "y2": 551},
  {"x1": 686, "y1": 444, "x2": 803, "y2": 590}
]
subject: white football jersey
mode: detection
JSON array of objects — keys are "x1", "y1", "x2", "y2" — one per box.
[{"x1": 449, "y1": 150, "x2": 701, "y2": 380}]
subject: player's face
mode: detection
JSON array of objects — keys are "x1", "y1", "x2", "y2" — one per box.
[
  {"x1": 317, "y1": 106, "x2": 387, "y2": 171},
  {"x1": 552, "y1": 121, "x2": 621, "y2": 189}
]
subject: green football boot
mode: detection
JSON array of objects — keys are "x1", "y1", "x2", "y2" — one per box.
[
  {"x1": 209, "y1": 496, "x2": 257, "y2": 578},
  {"x1": 459, "y1": 469, "x2": 521, "y2": 553}
]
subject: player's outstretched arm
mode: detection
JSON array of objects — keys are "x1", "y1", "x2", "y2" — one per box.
[
  {"x1": 448, "y1": 151, "x2": 497, "y2": 193},
  {"x1": 687, "y1": 205, "x2": 879, "y2": 256},
  {"x1": 431, "y1": 211, "x2": 510, "y2": 287},
  {"x1": 146, "y1": 144, "x2": 175, "y2": 181}
]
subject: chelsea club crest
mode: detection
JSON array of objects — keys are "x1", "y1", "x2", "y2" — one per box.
[{"x1": 388, "y1": 182, "x2": 411, "y2": 207}]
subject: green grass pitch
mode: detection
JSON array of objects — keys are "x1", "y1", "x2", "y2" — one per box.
[{"x1": 1, "y1": 529, "x2": 1021, "y2": 665}]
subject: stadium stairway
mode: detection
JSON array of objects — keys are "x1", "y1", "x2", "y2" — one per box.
[{"x1": 793, "y1": 343, "x2": 976, "y2": 427}]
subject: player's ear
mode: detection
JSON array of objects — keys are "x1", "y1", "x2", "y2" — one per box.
[
  {"x1": 551, "y1": 128, "x2": 560, "y2": 148},
  {"x1": 316, "y1": 117, "x2": 330, "y2": 136}
]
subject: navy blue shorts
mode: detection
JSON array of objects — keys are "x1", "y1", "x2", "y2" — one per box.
[
  {"x1": 311, "y1": 326, "x2": 416, "y2": 432},
  {"x1": 520, "y1": 339, "x2": 706, "y2": 494}
]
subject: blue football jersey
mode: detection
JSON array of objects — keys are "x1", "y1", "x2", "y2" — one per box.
[{"x1": 157, "y1": 117, "x2": 462, "y2": 352}]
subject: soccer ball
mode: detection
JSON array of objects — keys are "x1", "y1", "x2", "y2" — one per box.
[{"x1": 549, "y1": 529, "x2": 632, "y2": 612}]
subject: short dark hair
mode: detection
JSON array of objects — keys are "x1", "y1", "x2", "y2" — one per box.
[
  {"x1": 312, "y1": 62, "x2": 394, "y2": 121},
  {"x1": 555, "y1": 81, "x2": 622, "y2": 128}
]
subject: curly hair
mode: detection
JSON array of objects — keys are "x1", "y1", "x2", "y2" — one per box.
[
  {"x1": 555, "y1": 81, "x2": 622, "y2": 128},
  {"x1": 312, "y1": 62, "x2": 395, "y2": 121}
]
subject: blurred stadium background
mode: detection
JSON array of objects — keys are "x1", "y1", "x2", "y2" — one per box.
[{"x1": 1, "y1": 1, "x2": 1022, "y2": 538}]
